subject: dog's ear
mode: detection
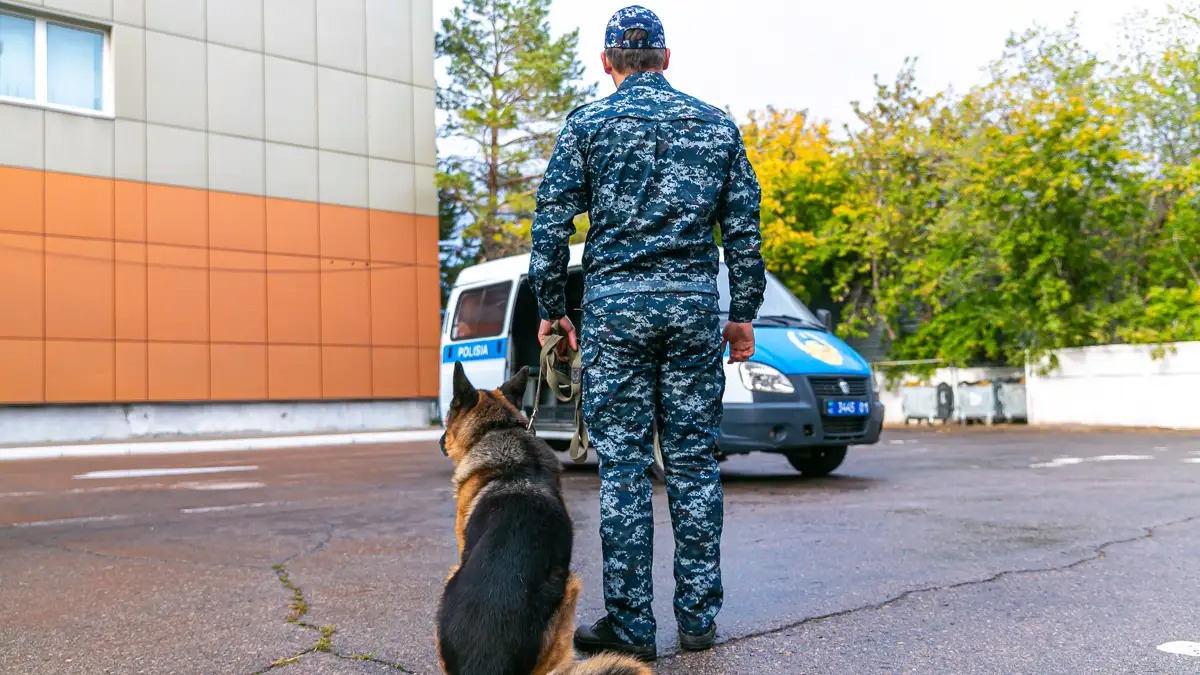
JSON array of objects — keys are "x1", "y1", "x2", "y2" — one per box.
[
  {"x1": 451, "y1": 362, "x2": 479, "y2": 412},
  {"x1": 498, "y1": 366, "x2": 529, "y2": 408}
]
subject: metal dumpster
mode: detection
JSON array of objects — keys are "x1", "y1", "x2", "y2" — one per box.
[
  {"x1": 901, "y1": 385, "x2": 939, "y2": 424},
  {"x1": 997, "y1": 380, "x2": 1028, "y2": 421},
  {"x1": 955, "y1": 381, "x2": 1002, "y2": 424}
]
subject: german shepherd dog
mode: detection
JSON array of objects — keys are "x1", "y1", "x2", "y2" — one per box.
[{"x1": 437, "y1": 363, "x2": 651, "y2": 675}]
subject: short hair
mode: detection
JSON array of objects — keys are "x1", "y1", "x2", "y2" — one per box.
[{"x1": 604, "y1": 29, "x2": 667, "y2": 74}]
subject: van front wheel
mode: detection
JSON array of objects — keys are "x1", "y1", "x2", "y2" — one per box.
[{"x1": 786, "y1": 447, "x2": 847, "y2": 477}]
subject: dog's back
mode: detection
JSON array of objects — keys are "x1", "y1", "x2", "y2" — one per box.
[
  {"x1": 437, "y1": 364, "x2": 651, "y2": 675},
  {"x1": 437, "y1": 429, "x2": 574, "y2": 674}
]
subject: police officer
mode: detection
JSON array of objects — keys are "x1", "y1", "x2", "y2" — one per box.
[{"x1": 529, "y1": 5, "x2": 765, "y2": 662}]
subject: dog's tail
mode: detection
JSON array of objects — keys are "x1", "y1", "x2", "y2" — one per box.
[{"x1": 557, "y1": 652, "x2": 654, "y2": 675}]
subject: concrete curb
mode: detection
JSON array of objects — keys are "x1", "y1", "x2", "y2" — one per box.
[{"x1": 0, "y1": 429, "x2": 445, "y2": 462}]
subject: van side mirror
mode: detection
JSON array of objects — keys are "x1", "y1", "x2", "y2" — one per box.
[{"x1": 816, "y1": 309, "x2": 833, "y2": 332}]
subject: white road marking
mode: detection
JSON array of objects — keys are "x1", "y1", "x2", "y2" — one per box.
[
  {"x1": 74, "y1": 466, "x2": 258, "y2": 480},
  {"x1": 1, "y1": 429, "x2": 444, "y2": 462},
  {"x1": 12, "y1": 515, "x2": 129, "y2": 528},
  {"x1": 66, "y1": 483, "x2": 167, "y2": 494},
  {"x1": 180, "y1": 502, "x2": 273, "y2": 514},
  {"x1": 1031, "y1": 455, "x2": 1153, "y2": 469},
  {"x1": 172, "y1": 481, "x2": 266, "y2": 491},
  {"x1": 1157, "y1": 641, "x2": 1200, "y2": 657},
  {"x1": 0, "y1": 491, "x2": 46, "y2": 499},
  {"x1": 1153, "y1": 446, "x2": 1169, "y2": 452},
  {"x1": 1184, "y1": 458, "x2": 1200, "y2": 464}
]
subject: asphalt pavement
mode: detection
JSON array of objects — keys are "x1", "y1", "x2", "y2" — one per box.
[{"x1": 2, "y1": 427, "x2": 1199, "y2": 674}]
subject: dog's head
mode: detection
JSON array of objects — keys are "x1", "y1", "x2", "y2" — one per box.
[{"x1": 439, "y1": 362, "x2": 529, "y2": 464}]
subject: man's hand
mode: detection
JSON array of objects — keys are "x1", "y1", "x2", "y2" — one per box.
[
  {"x1": 538, "y1": 317, "x2": 579, "y2": 360},
  {"x1": 721, "y1": 321, "x2": 755, "y2": 363}
]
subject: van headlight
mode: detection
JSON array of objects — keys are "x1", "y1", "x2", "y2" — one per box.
[{"x1": 737, "y1": 362, "x2": 795, "y2": 394}]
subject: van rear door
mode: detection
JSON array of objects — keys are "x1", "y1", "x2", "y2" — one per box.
[{"x1": 438, "y1": 281, "x2": 514, "y2": 420}]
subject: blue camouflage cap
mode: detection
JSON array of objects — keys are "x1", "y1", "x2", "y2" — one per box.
[{"x1": 605, "y1": 5, "x2": 667, "y2": 49}]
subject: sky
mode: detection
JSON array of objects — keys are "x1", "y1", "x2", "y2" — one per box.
[{"x1": 433, "y1": 0, "x2": 1175, "y2": 135}]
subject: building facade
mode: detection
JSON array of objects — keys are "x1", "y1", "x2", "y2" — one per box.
[{"x1": 0, "y1": 0, "x2": 440, "y2": 442}]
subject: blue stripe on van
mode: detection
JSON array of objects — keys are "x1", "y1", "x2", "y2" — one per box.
[{"x1": 443, "y1": 338, "x2": 508, "y2": 363}]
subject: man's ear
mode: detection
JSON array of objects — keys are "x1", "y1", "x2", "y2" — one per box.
[
  {"x1": 662, "y1": 48, "x2": 671, "y2": 71},
  {"x1": 451, "y1": 362, "x2": 479, "y2": 411},
  {"x1": 601, "y1": 51, "x2": 613, "y2": 75},
  {"x1": 499, "y1": 367, "x2": 529, "y2": 409}
]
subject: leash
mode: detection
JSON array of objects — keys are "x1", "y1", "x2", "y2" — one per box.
[
  {"x1": 527, "y1": 321, "x2": 590, "y2": 463},
  {"x1": 526, "y1": 320, "x2": 666, "y2": 480}
]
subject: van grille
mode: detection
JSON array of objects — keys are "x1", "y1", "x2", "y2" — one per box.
[
  {"x1": 822, "y1": 417, "x2": 870, "y2": 437},
  {"x1": 809, "y1": 377, "x2": 870, "y2": 397}
]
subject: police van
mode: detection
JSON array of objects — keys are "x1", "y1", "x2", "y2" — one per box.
[{"x1": 439, "y1": 244, "x2": 884, "y2": 476}]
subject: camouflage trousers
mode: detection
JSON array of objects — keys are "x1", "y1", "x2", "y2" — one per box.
[{"x1": 580, "y1": 291, "x2": 725, "y2": 646}]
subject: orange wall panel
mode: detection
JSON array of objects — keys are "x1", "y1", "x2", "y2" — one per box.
[
  {"x1": 415, "y1": 266, "x2": 441, "y2": 348},
  {"x1": 44, "y1": 237, "x2": 115, "y2": 340},
  {"x1": 369, "y1": 211, "x2": 415, "y2": 265},
  {"x1": 115, "y1": 181, "x2": 147, "y2": 242},
  {"x1": 0, "y1": 233, "x2": 44, "y2": 339},
  {"x1": 372, "y1": 347, "x2": 419, "y2": 398},
  {"x1": 147, "y1": 244, "x2": 209, "y2": 342},
  {"x1": 320, "y1": 261, "x2": 370, "y2": 345},
  {"x1": 211, "y1": 250, "x2": 267, "y2": 343},
  {"x1": 147, "y1": 184, "x2": 208, "y2": 247},
  {"x1": 148, "y1": 342, "x2": 210, "y2": 401},
  {"x1": 319, "y1": 204, "x2": 369, "y2": 262},
  {"x1": 418, "y1": 347, "x2": 439, "y2": 399},
  {"x1": 414, "y1": 216, "x2": 439, "y2": 267},
  {"x1": 0, "y1": 339, "x2": 43, "y2": 403},
  {"x1": 266, "y1": 199, "x2": 319, "y2": 256},
  {"x1": 116, "y1": 341, "x2": 148, "y2": 401},
  {"x1": 45, "y1": 172, "x2": 113, "y2": 239},
  {"x1": 210, "y1": 192, "x2": 265, "y2": 252},
  {"x1": 322, "y1": 346, "x2": 371, "y2": 398},
  {"x1": 0, "y1": 166, "x2": 44, "y2": 234},
  {"x1": 115, "y1": 242, "x2": 148, "y2": 340},
  {"x1": 46, "y1": 340, "x2": 114, "y2": 402},
  {"x1": 211, "y1": 344, "x2": 268, "y2": 400},
  {"x1": 266, "y1": 254, "x2": 321, "y2": 344},
  {"x1": 370, "y1": 265, "x2": 417, "y2": 347},
  {"x1": 268, "y1": 345, "x2": 321, "y2": 399}
]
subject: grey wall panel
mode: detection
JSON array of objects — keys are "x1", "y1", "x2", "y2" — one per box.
[
  {"x1": 318, "y1": 150, "x2": 367, "y2": 207},
  {"x1": 411, "y1": 0, "x2": 433, "y2": 89},
  {"x1": 145, "y1": 0, "x2": 205, "y2": 39},
  {"x1": 43, "y1": 0, "x2": 112, "y2": 19},
  {"x1": 264, "y1": 0, "x2": 315, "y2": 62},
  {"x1": 146, "y1": 123, "x2": 207, "y2": 188},
  {"x1": 145, "y1": 32, "x2": 207, "y2": 130},
  {"x1": 317, "y1": 67, "x2": 366, "y2": 155},
  {"x1": 113, "y1": 24, "x2": 146, "y2": 121},
  {"x1": 367, "y1": 78, "x2": 413, "y2": 163},
  {"x1": 414, "y1": 164, "x2": 435, "y2": 216},
  {"x1": 45, "y1": 111, "x2": 114, "y2": 177},
  {"x1": 0, "y1": 104, "x2": 46, "y2": 170},
  {"x1": 207, "y1": 0, "x2": 263, "y2": 51},
  {"x1": 208, "y1": 44, "x2": 265, "y2": 139},
  {"x1": 114, "y1": 0, "x2": 143, "y2": 26},
  {"x1": 316, "y1": 0, "x2": 365, "y2": 73},
  {"x1": 366, "y1": 0, "x2": 411, "y2": 84},
  {"x1": 412, "y1": 86, "x2": 435, "y2": 166},
  {"x1": 264, "y1": 57, "x2": 317, "y2": 147},
  {"x1": 115, "y1": 120, "x2": 147, "y2": 181},
  {"x1": 368, "y1": 158, "x2": 414, "y2": 213},
  {"x1": 265, "y1": 142, "x2": 318, "y2": 202},
  {"x1": 209, "y1": 133, "x2": 265, "y2": 195}
]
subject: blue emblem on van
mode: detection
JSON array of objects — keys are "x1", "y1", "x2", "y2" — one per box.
[{"x1": 443, "y1": 338, "x2": 508, "y2": 363}]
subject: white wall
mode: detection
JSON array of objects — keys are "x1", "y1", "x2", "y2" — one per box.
[{"x1": 1025, "y1": 341, "x2": 1200, "y2": 430}]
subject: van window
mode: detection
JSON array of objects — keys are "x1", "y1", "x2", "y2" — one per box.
[
  {"x1": 717, "y1": 265, "x2": 821, "y2": 325},
  {"x1": 451, "y1": 282, "x2": 511, "y2": 340}
]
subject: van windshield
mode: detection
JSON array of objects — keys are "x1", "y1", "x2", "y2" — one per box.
[{"x1": 717, "y1": 265, "x2": 824, "y2": 328}]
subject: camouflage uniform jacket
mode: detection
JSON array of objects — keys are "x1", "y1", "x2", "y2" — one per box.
[{"x1": 529, "y1": 71, "x2": 766, "y2": 324}]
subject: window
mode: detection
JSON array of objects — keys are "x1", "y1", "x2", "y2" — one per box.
[
  {"x1": 0, "y1": 8, "x2": 110, "y2": 114},
  {"x1": 452, "y1": 283, "x2": 511, "y2": 341}
]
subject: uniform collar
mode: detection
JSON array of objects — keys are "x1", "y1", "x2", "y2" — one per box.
[{"x1": 617, "y1": 71, "x2": 672, "y2": 92}]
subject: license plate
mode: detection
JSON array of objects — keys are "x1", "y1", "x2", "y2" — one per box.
[{"x1": 825, "y1": 399, "x2": 870, "y2": 416}]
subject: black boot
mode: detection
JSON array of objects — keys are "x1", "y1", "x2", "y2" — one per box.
[
  {"x1": 678, "y1": 623, "x2": 717, "y2": 651},
  {"x1": 574, "y1": 617, "x2": 657, "y2": 662}
]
